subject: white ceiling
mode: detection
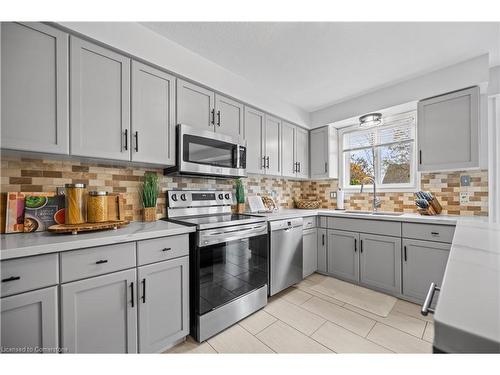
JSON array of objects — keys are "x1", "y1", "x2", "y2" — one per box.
[{"x1": 141, "y1": 22, "x2": 500, "y2": 112}]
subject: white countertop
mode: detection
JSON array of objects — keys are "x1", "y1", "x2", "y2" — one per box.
[
  {"x1": 0, "y1": 221, "x2": 195, "y2": 260},
  {"x1": 254, "y1": 208, "x2": 488, "y2": 225},
  {"x1": 433, "y1": 220, "x2": 500, "y2": 353}
]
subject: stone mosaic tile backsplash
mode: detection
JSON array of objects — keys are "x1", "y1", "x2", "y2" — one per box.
[{"x1": 0, "y1": 155, "x2": 488, "y2": 221}]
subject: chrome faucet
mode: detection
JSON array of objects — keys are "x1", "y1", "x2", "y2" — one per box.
[{"x1": 360, "y1": 176, "x2": 381, "y2": 212}]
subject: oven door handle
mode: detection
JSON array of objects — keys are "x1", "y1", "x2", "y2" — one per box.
[
  {"x1": 199, "y1": 225, "x2": 267, "y2": 246},
  {"x1": 207, "y1": 225, "x2": 265, "y2": 236}
]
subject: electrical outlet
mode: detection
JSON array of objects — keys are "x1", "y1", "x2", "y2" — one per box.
[
  {"x1": 460, "y1": 192, "x2": 470, "y2": 205},
  {"x1": 460, "y1": 175, "x2": 471, "y2": 187},
  {"x1": 330, "y1": 192, "x2": 337, "y2": 199}
]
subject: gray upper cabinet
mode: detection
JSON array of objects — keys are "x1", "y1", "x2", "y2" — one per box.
[
  {"x1": 265, "y1": 115, "x2": 282, "y2": 176},
  {"x1": 1, "y1": 22, "x2": 69, "y2": 154},
  {"x1": 176, "y1": 79, "x2": 215, "y2": 131},
  {"x1": 327, "y1": 229, "x2": 359, "y2": 283},
  {"x1": 310, "y1": 126, "x2": 338, "y2": 179},
  {"x1": 70, "y1": 36, "x2": 131, "y2": 161},
  {"x1": 359, "y1": 234, "x2": 401, "y2": 295},
  {"x1": 131, "y1": 61, "x2": 176, "y2": 165},
  {"x1": 1, "y1": 286, "x2": 58, "y2": 353},
  {"x1": 281, "y1": 122, "x2": 309, "y2": 179},
  {"x1": 137, "y1": 257, "x2": 189, "y2": 353},
  {"x1": 61, "y1": 269, "x2": 137, "y2": 353},
  {"x1": 303, "y1": 228, "x2": 318, "y2": 278},
  {"x1": 418, "y1": 86, "x2": 479, "y2": 171},
  {"x1": 244, "y1": 107, "x2": 266, "y2": 174},
  {"x1": 402, "y1": 239, "x2": 450, "y2": 303},
  {"x1": 281, "y1": 121, "x2": 296, "y2": 177},
  {"x1": 317, "y1": 228, "x2": 328, "y2": 273},
  {"x1": 215, "y1": 94, "x2": 244, "y2": 139},
  {"x1": 295, "y1": 126, "x2": 309, "y2": 178}
]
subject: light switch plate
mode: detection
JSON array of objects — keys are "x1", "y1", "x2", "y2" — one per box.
[
  {"x1": 460, "y1": 175, "x2": 471, "y2": 187},
  {"x1": 330, "y1": 192, "x2": 337, "y2": 199},
  {"x1": 460, "y1": 192, "x2": 470, "y2": 205}
]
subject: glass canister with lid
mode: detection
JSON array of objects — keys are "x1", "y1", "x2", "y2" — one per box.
[
  {"x1": 65, "y1": 183, "x2": 87, "y2": 225},
  {"x1": 87, "y1": 191, "x2": 109, "y2": 223}
]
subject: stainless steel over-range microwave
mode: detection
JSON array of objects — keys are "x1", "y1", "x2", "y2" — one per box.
[{"x1": 164, "y1": 124, "x2": 247, "y2": 178}]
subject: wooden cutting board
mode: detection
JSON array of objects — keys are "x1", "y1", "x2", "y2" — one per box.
[{"x1": 48, "y1": 220, "x2": 129, "y2": 235}]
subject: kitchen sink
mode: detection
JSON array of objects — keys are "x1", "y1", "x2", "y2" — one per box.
[{"x1": 344, "y1": 210, "x2": 404, "y2": 216}]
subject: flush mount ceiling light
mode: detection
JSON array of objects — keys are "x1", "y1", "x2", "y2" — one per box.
[{"x1": 359, "y1": 113, "x2": 382, "y2": 128}]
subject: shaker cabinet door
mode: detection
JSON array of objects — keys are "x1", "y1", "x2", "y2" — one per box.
[
  {"x1": 1, "y1": 22, "x2": 69, "y2": 154},
  {"x1": 61, "y1": 269, "x2": 137, "y2": 353},
  {"x1": 402, "y1": 239, "x2": 450, "y2": 303},
  {"x1": 131, "y1": 61, "x2": 176, "y2": 165},
  {"x1": 295, "y1": 126, "x2": 309, "y2": 179},
  {"x1": 310, "y1": 127, "x2": 329, "y2": 179},
  {"x1": 327, "y1": 230, "x2": 359, "y2": 283},
  {"x1": 215, "y1": 94, "x2": 244, "y2": 139},
  {"x1": 137, "y1": 257, "x2": 189, "y2": 353},
  {"x1": 265, "y1": 115, "x2": 282, "y2": 176},
  {"x1": 176, "y1": 79, "x2": 215, "y2": 131},
  {"x1": 244, "y1": 107, "x2": 266, "y2": 174},
  {"x1": 281, "y1": 121, "x2": 296, "y2": 178},
  {"x1": 1, "y1": 286, "x2": 58, "y2": 353},
  {"x1": 418, "y1": 86, "x2": 479, "y2": 171},
  {"x1": 359, "y1": 234, "x2": 401, "y2": 295},
  {"x1": 70, "y1": 36, "x2": 131, "y2": 161}
]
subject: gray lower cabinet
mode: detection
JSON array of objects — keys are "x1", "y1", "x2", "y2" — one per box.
[
  {"x1": 359, "y1": 234, "x2": 402, "y2": 294},
  {"x1": 137, "y1": 257, "x2": 189, "y2": 353},
  {"x1": 70, "y1": 36, "x2": 131, "y2": 161},
  {"x1": 317, "y1": 228, "x2": 328, "y2": 273},
  {"x1": 302, "y1": 228, "x2": 318, "y2": 278},
  {"x1": 131, "y1": 61, "x2": 176, "y2": 165},
  {"x1": 327, "y1": 229, "x2": 359, "y2": 283},
  {"x1": 1, "y1": 286, "x2": 58, "y2": 353},
  {"x1": 61, "y1": 269, "x2": 137, "y2": 353},
  {"x1": 1, "y1": 22, "x2": 69, "y2": 154},
  {"x1": 402, "y1": 239, "x2": 450, "y2": 303}
]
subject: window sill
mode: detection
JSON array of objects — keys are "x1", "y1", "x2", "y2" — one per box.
[{"x1": 342, "y1": 186, "x2": 418, "y2": 194}]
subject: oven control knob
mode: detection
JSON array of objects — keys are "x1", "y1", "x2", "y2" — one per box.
[
  {"x1": 224, "y1": 193, "x2": 230, "y2": 200},
  {"x1": 218, "y1": 193, "x2": 224, "y2": 200},
  {"x1": 180, "y1": 193, "x2": 187, "y2": 201},
  {"x1": 171, "y1": 194, "x2": 177, "y2": 202}
]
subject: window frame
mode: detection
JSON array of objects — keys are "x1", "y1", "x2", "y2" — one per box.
[{"x1": 339, "y1": 111, "x2": 419, "y2": 193}]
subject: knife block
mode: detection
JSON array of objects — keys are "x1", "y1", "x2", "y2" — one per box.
[{"x1": 415, "y1": 195, "x2": 442, "y2": 215}]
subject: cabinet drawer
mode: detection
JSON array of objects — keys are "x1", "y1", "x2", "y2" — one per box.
[
  {"x1": 402, "y1": 223, "x2": 455, "y2": 243},
  {"x1": 328, "y1": 217, "x2": 401, "y2": 237},
  {"x1": 319, "y1": 216, "x2": 328, "y2": 228},
  {"x1": 1, "y1": 254, "x2": 59, "y2": 297},
  {"x1": 137, "y1": 234, "x2": 189, "y2": 266},
  {"x1": 60, "y1": 242, "x2": 136, "y2": 283},
  {"x1": 303, "y1": 216, "x2": 317, "y2": 229}
]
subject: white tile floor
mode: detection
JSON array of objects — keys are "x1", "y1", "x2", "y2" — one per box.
[{"x1": 165, "y1": 273, "x2": 433, "y2": 354}]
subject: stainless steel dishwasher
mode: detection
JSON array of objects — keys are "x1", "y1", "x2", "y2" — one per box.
[{"x1": 269, "y1": 217, "x2": 303, "y2": 296}]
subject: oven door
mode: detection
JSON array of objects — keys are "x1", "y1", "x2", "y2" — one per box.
[
  {"x1": 178, "y1": 124, "x2": 247, "y2": 177},
  {"x1": 195, "y1": 223, "x2": 268, "y2": 316}
]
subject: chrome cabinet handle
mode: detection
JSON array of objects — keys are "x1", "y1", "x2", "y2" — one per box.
[{"x1": 421, "y1": 282, "x2": 440, "y2": 316}]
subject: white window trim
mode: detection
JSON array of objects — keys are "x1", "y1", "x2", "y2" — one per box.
[{"x1": 338, "y1": 111, "x2": 420, "y2": 193}]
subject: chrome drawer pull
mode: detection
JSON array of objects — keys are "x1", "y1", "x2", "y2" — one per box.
[
  {"x1": 2, "y1": 276, "x2": 21, "y2": 283},
  {"x1": 421, "y1": 282, "x2": 440, "y2": 316},
  {"x1": 95, "y1": 259, "x2": 108, "y2": 264}
]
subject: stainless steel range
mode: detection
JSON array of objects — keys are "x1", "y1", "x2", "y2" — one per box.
[{"x1": 165, "y1": 190, "x2": 268, "y2": 342}]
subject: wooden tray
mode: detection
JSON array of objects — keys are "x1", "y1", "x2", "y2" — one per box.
[{"x1": 48, "y1": 220, "x2": 129, "y2": 235}]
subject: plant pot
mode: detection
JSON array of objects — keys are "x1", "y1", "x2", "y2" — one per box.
[
  {"x1": 237, "y1": 203, "x2": 246, "y2": 214},
  {"x1": 143, "y1": 207, "x2": 157, "y2": 222}
]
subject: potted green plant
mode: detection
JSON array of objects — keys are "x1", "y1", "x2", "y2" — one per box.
[
  {"x1": 235, "y1": 178, "x2": 246, "y2": 213},
  {"x1": 140, "y1": 172, "x2": 160, "y2": 222}
]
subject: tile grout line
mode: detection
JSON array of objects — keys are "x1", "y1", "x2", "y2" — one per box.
[
  {"x1": 238, "y1": 322, "x2": 278, "y2": 353},
  {"x1": 370, "y1": 321, "x2": 433, "y2": 353}
]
